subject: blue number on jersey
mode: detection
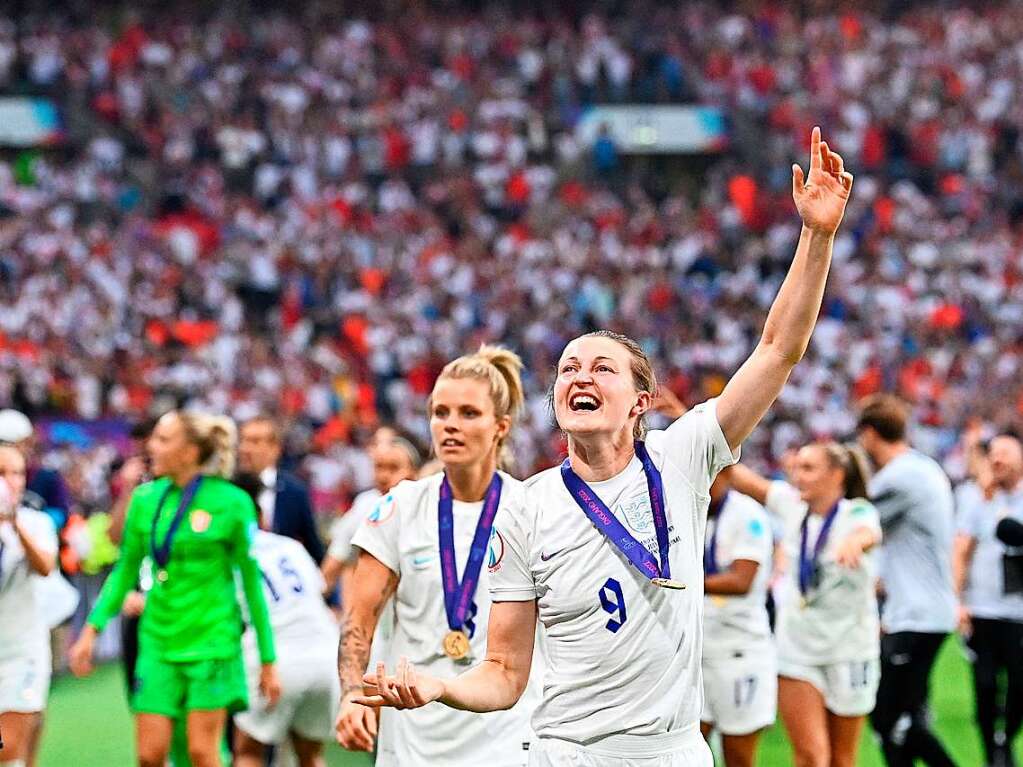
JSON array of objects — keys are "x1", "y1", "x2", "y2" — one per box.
[
  {"x1": 260, "y1": 555, "x2": 304, "y2": 603},
  {"x1": 599, "y1": 578, "x2": 627, "y2": 633}
]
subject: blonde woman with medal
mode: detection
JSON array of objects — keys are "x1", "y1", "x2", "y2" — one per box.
[
  {"x1": 728, "y1": 444, "x2": 881, "y2": 767},
  {"x1": 355, "y1": 127, "x2": 854, "y2": 767},
  {"x1": 335, "y1": 345, "x2": 539, "y2": 765},
  {"x1": 68, "y1": 411, "x2": 280, "y2": 767},
  {"x1": 700, "y1": 471, "x2": 775, "y2": 767}
]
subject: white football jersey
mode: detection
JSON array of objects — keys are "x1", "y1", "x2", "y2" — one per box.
[
  {"x1": 352, "y1": 472, "x2": 539, "y2": 767},
  {"x1": 703, "y1": 491, "x2": 773, "y2": 659},
  {"x1": 490, "y1": 399, "x2": 738, "y2": 746},
  {"x1": 241, "y1": 531, "x2": 338, "y2": 656},
  {"x1": 0, "y1": 508, "x2": 58, "y2": 662},
  {"x1": 766, "y1": 481, "x2": 881, "y2": 667}
]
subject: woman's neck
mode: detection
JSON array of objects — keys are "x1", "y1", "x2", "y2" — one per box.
[
  {"x1": 568, "y1": 428, "x2": 635, "y2": 482},
  {"x1": 445, "y1": 456, "x2": 499, "y2": 502},
  {"x1": 808, "y1": 492, "x2": 842, "y2": 517},
  {"x1": 169, "y1": 466, "x2": 201, "y2": 489}
]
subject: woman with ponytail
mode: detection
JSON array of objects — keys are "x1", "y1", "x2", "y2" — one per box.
[
  {"x1": 69, "y1": 411, "x2": 280, "y2": 767},
  {"x1": 727, "y1": 443, "x2": 881, "y2": 767},
  {"x1": 335, "y1": 345, "x2": 539, "y2": 765}
]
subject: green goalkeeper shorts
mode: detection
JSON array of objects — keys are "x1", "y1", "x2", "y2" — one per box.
[{"x1": 131, "y1": 652, "x2": 248, "y2": 718}]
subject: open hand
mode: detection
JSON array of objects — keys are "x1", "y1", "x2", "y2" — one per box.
[
  {"x1": 336, "y1": 694, "x2": 379, "y2": 752},
  {"x1": 354, "y1": 658, "x2": 445, "y2": 711},
  {"x1": 792, "y1": 126, "x2": 854, "y2": 235}
]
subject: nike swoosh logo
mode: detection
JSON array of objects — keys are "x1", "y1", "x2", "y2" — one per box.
[
  {"x1": 540, "y1": 551, "x2": 562, "y2": 562},
  {"x1": 412, "y1": 555, "x2": 436, "y2": 566}
]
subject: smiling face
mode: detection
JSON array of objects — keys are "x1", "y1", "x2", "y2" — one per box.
[
  {"x1": 553, "y1": 335, "x2": 651, "y2": 441},
  {"x1": 429, "y1": 376, "x2": 509, "y2": 469},
  {"x1": 792, "y1": 445, "x2": 845, "y2": 507}
]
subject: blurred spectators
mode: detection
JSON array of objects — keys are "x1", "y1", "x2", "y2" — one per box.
[{"x1": 0, "y1": 1, "x2": 1021, "y2": 518}]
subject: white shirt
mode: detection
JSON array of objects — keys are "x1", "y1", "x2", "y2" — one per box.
[
  {"x1": 490, "y1": 399, "x2": 738, "y2": 746},
  {"x1": 241, "y1": 530, "x2": 338, "y2": 658},
  {"x1": 766, "y1": 481, "x2": 882, "y2": 666},
  {"x1": 259, "y1": 466, "x2": 277, "y2": 529},
  {"x1": 352, "y1": 472, "x2": 540, "y2": 767},
  {"x1": 0, "y1": 508, "x2": 59, "y2": 661},
  {"x1": 328, "y1": 488, "x2": 381, "y2": 564},
  {"x1": 703, "y1": 491, "x2": 773, "y2": 658}
]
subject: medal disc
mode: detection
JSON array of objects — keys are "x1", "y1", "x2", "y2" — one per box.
[
  {"x1": 442, "y1": 630, "x2": 470, "y2": 660},
  {"x1": 157, "y1": 570, "x2": 168, "y2": 583},
  {"x1": 651, "y1": 577, "x2": 686, "y2": 590}
]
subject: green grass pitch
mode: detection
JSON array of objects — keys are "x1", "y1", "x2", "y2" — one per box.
[{"x1": 37, "y1": 638, "x2": 1021, "y2": 765}]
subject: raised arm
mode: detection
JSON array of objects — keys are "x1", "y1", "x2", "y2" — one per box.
[
  {"x1": 355, "y1": 599, "x2": 537, "y2": 714},
  {"x1": 722, "y1": 464, "x2": 771, "y2": 506},
  {"x1": 705, "y1": 560, "x2": 759, "y2": 596},
  {"x1": 717, "y1": 127, "x2": 854, "y2": 450},
  {"x1": 336, "y1": 550, "x2": 399, "y2": 752}
]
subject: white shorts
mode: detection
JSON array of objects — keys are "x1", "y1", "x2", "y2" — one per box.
[
  {"x1": 530, "y1": 724, "x2": 712, "y2": 767},
  {"x1": 778, "y1": 657, "x2": 879, "y2": 718},
  {"x1": 235, "y1": 645, "x2": 340, "y2": 745},
  {"x1": 701, "y1": 648, "x2": 777, "y2": 735},
  {"x1": 0, "y1": 648, "x2": 51, "y2": 714}
]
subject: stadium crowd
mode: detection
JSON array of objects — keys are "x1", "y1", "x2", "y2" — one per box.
[{"x1": 0, "y1": 0, "x2": 1021, "y2": 517}]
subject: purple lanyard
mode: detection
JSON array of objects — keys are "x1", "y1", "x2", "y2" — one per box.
[
  {"x1": 150, "y1": 476, "x2": 203, "y2": 569},
  {"x1": 704, "y1": 491, "x2": 730, "y2": 575},
  {"x1": 560, "y1": 441, "x2": 672, "y2": 582},
  {"x1": 438, "y1": 472, "x2": 503, "y2": 632},
  {"x1": 798, "y1": 501, "x2": 841, "y2": 596}
]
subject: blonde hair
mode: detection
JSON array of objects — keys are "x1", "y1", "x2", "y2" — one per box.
[
  {"x1": 175, "y1": 411, "x2": 238, "y2": 479},
  {"x1": 431, "y1": 345, "x2": 525, "y2": 469}
]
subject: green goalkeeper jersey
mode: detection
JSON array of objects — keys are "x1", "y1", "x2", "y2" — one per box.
[{"x1": 89, "y1": 475, "x2": 276, "y2": 664}]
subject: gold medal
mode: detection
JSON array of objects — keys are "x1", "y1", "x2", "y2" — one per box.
[
  {"x1": 442, "y1": 630, "x2": 470, "y2": 660},
  {"x1": 799, "y1": 596, "x2": 808, "y2": 609},
  {"x1": 651, "y1": 577, "x2": 686, "y2": 590},
  {"x1": 157, "y1": 569, "x2": 168, "y2": 583},
  {"x1": 711, "y1": 595, "x2": 727, "y2": 607}
]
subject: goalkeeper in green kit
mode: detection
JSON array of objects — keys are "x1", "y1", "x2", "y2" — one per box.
[{"x1": 69, "y1": 411, "x2": 280, "y2": 767}]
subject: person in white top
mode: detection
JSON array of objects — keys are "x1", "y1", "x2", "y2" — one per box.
[
  {"x1": 0, "y1": 444, "x2": 58, "y2": 767},
  {"x1": 335, "y1": 345, "x2": 540, "y2": 765},
  {"x1": 355, "y1": 127, "x2": 855, "y2": 767},
  {"x1": 234, "y1": 518, "x2": 340, "y2": 767},
  {"x1": 700, "y1": 473, "x2": 775, "y2": 767},
  {"x1": 322, "y1": 428, "x2": 422, "y2": 600},
  {"x1": 728, "y1": 443, "x2": 881, "y2": 767}
]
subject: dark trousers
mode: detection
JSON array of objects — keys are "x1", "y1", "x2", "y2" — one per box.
[
  {"x1": 871, "y1": 631, "x2": 956, "y2": 767},
  {"x1": 967, "y1": 618, "x2": 1023, "y2": 764},
  {"x1": 120, "y1": 614, "x2": 141, "y2": 694}
]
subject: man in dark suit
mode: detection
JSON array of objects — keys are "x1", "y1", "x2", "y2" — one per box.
[{"x1": 237, "y1": 415, "x2": 325, "y2": 563}]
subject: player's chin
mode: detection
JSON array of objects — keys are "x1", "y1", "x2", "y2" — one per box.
[{"x1": 558, "y1": 410, "x2": 609, "y2": 436}]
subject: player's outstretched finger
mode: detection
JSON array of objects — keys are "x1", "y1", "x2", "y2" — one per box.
[
  {"x1": 396, "y1": 656, "x2": 415, "y2": 708},
  {"x1": 831, "y1": 150, "x2": 845, "y2": 176},
  {"x1": 820, "y1": 140, "x2": 832, "y2": 176},
  {"x1": 809, "y1": 126, "x2": 822, "y2": 171},
  {"x1": 409, "y1": 662, "x2": 427, "y2": 706}
]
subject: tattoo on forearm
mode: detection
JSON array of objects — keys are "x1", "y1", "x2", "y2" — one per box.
[{"x1": 338, "y1": 619, "x2": 370, "y2": 696}]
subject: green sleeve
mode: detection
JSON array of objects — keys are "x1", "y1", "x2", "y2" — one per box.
[
  {"x1": 87, "y1": 492, "x2": 146, "y2": 632},
  {"x1": 233, "y1": 503, "x2": 276, "y2": 664}
]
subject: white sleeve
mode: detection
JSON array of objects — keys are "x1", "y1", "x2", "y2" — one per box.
[
  {"x1": 488, "y1": 497, "x2": 536, "y2": 602},
  {"x1": 351, "y1": 492, "x2": 402, "y2": 575},
  {"x1": 728, "y1": 505, "x2": 772, "y2": 565},
  {"x1": 327, "y1": 509, "x2": 362, "y2": 564},
  {"x1": 661, "y1": 398, "x2": 741, "y2": 496},
  {"x1": 23, "y1": 511, "x2": 58, "y2": 555},
  {"x1": 765, "y1": 480, "x2": 805, "y2": 528}
]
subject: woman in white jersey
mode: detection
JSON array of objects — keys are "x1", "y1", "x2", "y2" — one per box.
[
  {"x1": 335, "y1": 345, "x2": 540, "y2": 765},
  {"x1": 354, "y1": 127, "x2": 854, "y2": 767},
  {"x1": 0, "y1": 445, "x2": 58, "y2": 767},
  {"x1": 701, "y1": 471, "x2": 775, "y2": 767},
  {"x1": 728, "y1": 443, "x2": 881, "y2": 767}
]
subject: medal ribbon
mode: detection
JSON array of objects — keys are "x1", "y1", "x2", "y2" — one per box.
[
  {"x1": 560, "y1": 441, "x2": 672, "y2": 582},
  {"x1": 704, "y1": 491, "x2": 730, "y2": 575},
  {"x1": 150, "y1": 476, "x2": 204, "y2": 570},
  {"x1": 438, "y1": 472, "x2": 503, "y2": 633},
  {"x1": 798, "y1": 501, "x2": 841, "y2": 597}
]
